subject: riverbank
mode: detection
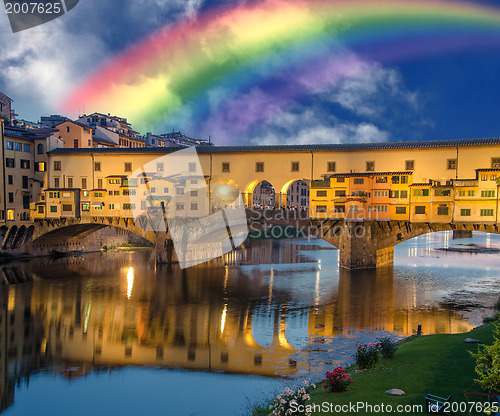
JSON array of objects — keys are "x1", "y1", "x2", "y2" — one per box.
[{"x1": 250, "y1": 323, "x2": 497, "y2": 415}]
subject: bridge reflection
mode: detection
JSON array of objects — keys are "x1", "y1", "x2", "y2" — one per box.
[{"x1": 0, "y1": 243, "x2": 476, "y2": 412}]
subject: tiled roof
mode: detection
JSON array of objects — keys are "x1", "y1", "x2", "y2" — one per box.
[
  {"x1": 48, "y1": 137, "x2": 500, "y2": 155},
  {"x1": 54, "y1": 120, "x2": 94, "y2": 129},
  {"x1": 409, "y1": 183, "x2": 431, "y2": 187},
  {"x1": 325, "y1": 171, "x2": 413, "y2": 178},
  {"x1": 476, "y1": 168, "x2": 500, "y2": 172}
]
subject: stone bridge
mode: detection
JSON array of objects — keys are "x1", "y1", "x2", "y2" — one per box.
[{"x1": 2, "y1": 210, "x2": 498, "y2": 269}]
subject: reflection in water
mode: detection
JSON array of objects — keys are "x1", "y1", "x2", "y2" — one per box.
[{"x1": 0, "y1": 232, "x2": 499, "y2": 414}]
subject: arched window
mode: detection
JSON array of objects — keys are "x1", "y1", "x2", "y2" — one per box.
[{"x1": 37, "y1": 143, "x2": 44, "y2": 154}]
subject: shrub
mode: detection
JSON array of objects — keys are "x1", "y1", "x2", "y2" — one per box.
[
  {"x1": 470, "y1": 319, "x2": 500, "y2": 392},
  {"x1": 268, "y1": 380, "x2": 315, "y2": 416},
  {"x1": 354, "y1": 342, "x2": 380, "y2": 369},
  {"x1": 322, "y1": 367, "x2": 353, "y2": 392},
  {"x1": 377, "y1": 336, "x2": 398, "y2": 359}
]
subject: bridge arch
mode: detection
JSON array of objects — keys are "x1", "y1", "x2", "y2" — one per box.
[
  {"x1": 244, "y1": 180, "x2": 278, "y2": 208},
  {"x1": 210, "y1": 179, "x2": 242, "y2": 209},
  {"x1": 279, "y1": 179, "x2": 310, "y2": 209}
]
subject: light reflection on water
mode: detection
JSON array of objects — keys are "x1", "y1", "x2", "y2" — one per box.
[{"x1": 0, "y1": 231, "x2": 499, "y2": 415}]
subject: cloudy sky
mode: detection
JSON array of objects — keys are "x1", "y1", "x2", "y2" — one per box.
[{"x1": 0, "y1": 0, "x2": 500, "y2": 146}]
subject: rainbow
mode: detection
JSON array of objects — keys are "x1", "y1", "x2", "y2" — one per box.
[{"x1": 61, "y1": 0, "x2": 500, "y2": 137}]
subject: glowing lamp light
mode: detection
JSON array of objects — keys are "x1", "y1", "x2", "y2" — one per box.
[{"x1": 221, "y1": 304, "x2": 228, "y2": 334}]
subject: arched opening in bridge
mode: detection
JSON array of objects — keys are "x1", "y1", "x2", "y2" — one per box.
[
  {"x1": 244, "y1": 180, "x2": 277, "y2": 208},
  {"x1": 211, "y1": 179, "x2": 242, "y2": 210},
  {"x1": 280, "y1": 179, "x2": 309, "y2": 210},
  {"x1": 2, "y1": 225, "x2": 17, "y2": 250},
  {"x1": 0, "y1": 226, "x2": 8, "y2": 248},
  {"x1": 11, "y1": 225, "x2": 26, "y2": 249}
]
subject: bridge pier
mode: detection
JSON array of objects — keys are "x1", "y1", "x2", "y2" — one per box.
[
  {"x1": 338, "y1": 222, "x2": 394, "y2": 270},
  {"x1": 155, "y1": 232, "x2": 178, "y2": 265}
]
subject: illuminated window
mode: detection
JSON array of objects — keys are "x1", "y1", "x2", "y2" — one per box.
[
  {"x1": 82, "y1": 203, "x2": 90, "y2": 211},
  {"x1": 376, "y1": 176, "x2": 387, "y2": 183},
  {"x1": 7, "y1": 210, "x2": 14, "y2": 220}
]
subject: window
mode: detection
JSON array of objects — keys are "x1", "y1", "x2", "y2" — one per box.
[
  {"x1": 7, "y1": 210, "x2": 14, "y2": 220},
  {"x1": 366, "y1": 161, "x2": 375, "y2": 171},
  {"x1": 413, "y1": 188, "x2": 429, "y2": 197},
  {"x1": 256, "y1": 162, "x2": 264, "y2": 172},
  {"x1": 97, "y1": 179, "x2": 103, "y2": 189},
  {"x1": 459, "y1": 190, "x2": 466, "y2": 197},
  {"x1": 191, "y1": 203, "x2": 198, "y2": 210},
  {"x1": 316, "y1": 190, "x2": 327, "y2": 197},
  {"x1": 20, "y1": 159, "x2": 30, "y2": 169},
  {"x1": 163, "y1": 188, "x2": 169, "y2": 194},
  {"x1": 492, "y1": 158, "x2": 500, "y2": 168},
  {"x1": 37, "y1": 143, "x2": 44, "y2": 154},
  {"x1": 83, "y1": 190, "x2": 90, "y2": 197},
  {"x1": 349, "y1": 205, "x2": 359, "y2": 212},
  {"x1": 415, "y1": 206, "x2": 426, "y2": 214},
  {"x1": 62, "y1": 204, "x2": 72, "y2": 212},
  {"x1": 461, "y1": 209, "x2": 471, "y2": 216},
  {"x1": 291, "y1": 162, "x2": 299, "y2": 172},
  {"x1": 54, "y1": 177, "x2": 60, "y2": 188},
  {"x1": 481, "y1": 175, "x2": 488, "y2": 181},
  {"x1": 372, "y1": 205, "x2": 388, "y2": 213},
  {"x1": 390, "y1": 190, "x2": 399, "y2": 198},
  {"x1": 37, "y1": 205, "x2": 44, "y2": 214},
  {"x1": 66, "y1": 126, "x2": 70, "y2": 133},
  {"x1": 334, "y1": 205, "x2": 345, "y2": 213},
  {"x1": 123, "y1": 203, "x2": 135, "y2": 210},
  {"x1": 176, "y1": 203, "x2": 184, "y2": 210},
  {"x1": 54, "y1": 161, "x2": 61, "y2": 171},
  {"x1": 190, "y1": 190, "x2": 198, "y2": 197},
  {"x1": 48, "y1": 191, "x2": 60, "y2": 198},
  {"x1": 8, "y1": 193, "x2": 13, "y2": 203},
  {"x1": 376, "y1": 176, "x2": 388, "y2": 183},
  {"x1": 337, "y1": 177, "x2": 345, "y2": 183},
  {"x1": 447, "y1": 159, "x2": 457, "y2": 170},
  {"x1": 177, "y1": 188, "x2": 184, "y2": 195},
  {"x1": 109, "y1": 204, "x2": 115, "y2": 210},
  {"x1": 405, "y1": 160, "x2": 415, "y2": 170},
  {"x1": 395, "y1": 206, "x2": 406, "y2": 214},
  {"x1": 482, "y1": 190, "x2": 495, "y2": 198},
  {"x1": 401, "y1": 176, "x2": 409, "y2": 184},
  {"x1": 14, "y1": 142, "x2": 22, "y2": 151},
  {"x1": 156, "y1": 163, "x2": 164, "y2": 172},
  {"x1": 6, "y1": 141, "x2": 13, "y2": 150},
  {"x1": 374, "y1": 190, "x2": 388, "y2": 197},
  {"x1": 391, "y1": 176, "x2": 400, "y2": 184},
  {"x1": 73, "y1": 139, "x2": 79, "y2": 148},
  {"x1": 492, "y1": 175, "x2": 497, "y2": 181},
  {"x1": 468, "y1": 190, "x2": 475, "y2": 196},
  {"x1": 353, "y1": 178, "x2": 364, "y2": 184},
  {"x1": 335, "y1": 190, "x2": 346, "y2": 197},
  {"x1": 23, "y1": 143, "x2": 30, "y2": 152},
  {"x1": 437, "y1": 206, "x2": 449, "y2": 215},
  {"x1": 124, "y1": 162, "x2": 132, "y2": 172},
  {"x1": 94, "y1": 192, "x2": 103, "y2": 197},
  {"x1": 50, "y1": 206, "x2": 57, "y2": 213},
  {"x1": 81, "y1": 178, "x2": 87, "y2": 189},
  {"x1": 434, "y1": 189, "x2": 451, "y2": 197},
  {"x1": 6, "y1": 158, "x2": 15, "y2": 168},
  {"x1": 316, "y1": 205, "x2": 327, "y2": 213},
  {"x1": 221, "y1": 162, "x2": 230, "y2": 173},
  {"x1": 7, "y1": 175, "x2": 13, "y2": 185},
  {"x1": 22, "y1": 195, "x2": 30, "y2": 210},
  {"x1": 22, "y1": 176, "x2": 28, "y2": 189},
  {"x1": 481, "y1": 209, "x2": 494, "y2": 216},
  {"x1": 327, "y1": 161, "x2": 336, "y2": 172},
  {"x1": 36, "y1": 162, "x2": 46, "y2": 172},
  {"x1": 82, "y1": 203, "x2": 90, "y2": 211},
  {"x1": 67, "y1": 178, "x2": 73, "y2": 188},
  {"x1": 94, "y1": 162, "x2": 101, "y2": 171},
  {"x1": 186, "y1": 162, "x2": 196, "y2": 173}
]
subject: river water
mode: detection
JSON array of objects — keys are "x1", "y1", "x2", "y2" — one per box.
[{"x1": 0, "y1": 231, "x2": 499, "y2": 415}]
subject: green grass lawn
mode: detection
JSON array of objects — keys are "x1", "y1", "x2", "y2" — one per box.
[
  {"x1": 308, "y1": 324, "x2": 497, "y2": 415},
  {"x1": 251, "y1": 323, "x2": 498, "y2": 416}
]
